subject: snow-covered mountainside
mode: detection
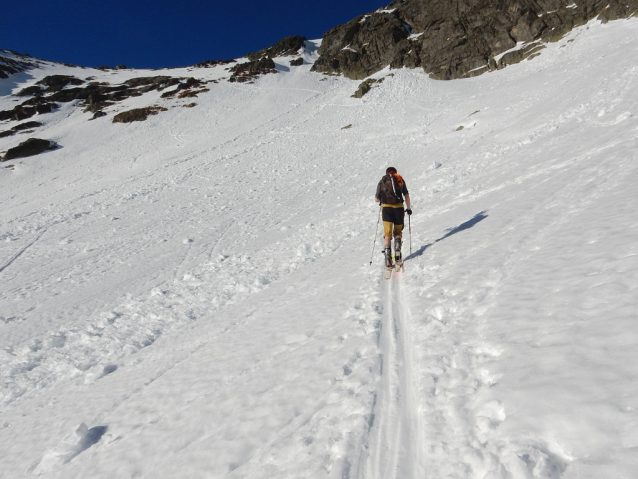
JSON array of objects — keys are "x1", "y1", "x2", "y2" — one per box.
[{"x1": 1, "y1": 18, "x2": 637, "y2": 479}]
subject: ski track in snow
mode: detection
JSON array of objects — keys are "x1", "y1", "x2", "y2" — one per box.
[{"x1": 360, "y1": 272, "x2": 423, "y2": 479}]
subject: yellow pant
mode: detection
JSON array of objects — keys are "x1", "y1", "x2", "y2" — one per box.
[
  {"x1": 383, "y1": 222, "x2": 403, "y2": 238},
  {"x1": 382, "y1": 203, "x2": 404, "y2": 238}
]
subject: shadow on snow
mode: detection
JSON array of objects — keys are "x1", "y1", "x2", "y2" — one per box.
[{"x1": 404, "y1": 210, "x2": 488, "y2": 262}]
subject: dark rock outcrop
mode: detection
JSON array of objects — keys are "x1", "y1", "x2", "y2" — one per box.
[
  {"x1": 0, "y1": 102, "x2": 58, "y2": 122},
  {"x1": 0, "y1": 62, "x2": 20, "y2": 79},
  {"x1": 1, "y1": 120, "x2": 44, "y2": 137},
  {"x1": 1, "y1": 75, "x2": 203, "y2": 123},
  {"x1": 0, "y1": 121, "x2": 42, "y2": 138},
  {"x1": 0, "y1": 51, "x2": 221, "y2": 128},
  {"x1": 290, "y1": 57, "x2": 304, "y2": 66},
  {"x1": 0, "y1": 50, "x2": 38, "y2": 79},
  {"x1": 124, "y1": 76, "x2": 179, "y2": 89},
  {"x1": 312, "y1": 0, "x2": 638, "y2": 80},
  {"x1": 11, "y1": 120, "x2": 43, "y2": 131},
  {"x1": 229, "y1": 58, "x2": 277, "y2": 83},
  {"x1": 160, "y1": 77, "x2": 203, "y2": 98},
  {"x1": 313, "y1": 12, "x2": 409, "y2": 80},
  {"x1": 16, "y1": 85, "x2": 45, "y2": 97},
  {"x1": 247, "y1": 35, "x2": 307, "y2": 61},
  {"x1": 90, "y1": 111, "x2": 107, "y2": 120},
  {"x1": 352, "y1": 77, "x2": 385, "y2": 98},
  {"x1": 36, "y1": 75, "x2": 85, "y2": 92},
  {"x1": 112, "y1": 106, "x2": 168, "y2": 123},
  {"x1": 194, "y1": 59, "x2": 236, "y2": 68},
  {"x1": 2, "y1": 138, "x2": 57, "y2": 161}
]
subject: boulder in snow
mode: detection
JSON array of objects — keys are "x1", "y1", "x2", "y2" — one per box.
[
  {"x1": 2, "y1": 138, "x2": 58, "y2": 161},
  {"x1": 229, "y1": 58, "x2": 277, "y2": 83},
  {"x1": 36, "y1": 75, "x2": 85, "y2": 93},
  {"x1": 112, "y1": 106, "x2": 168, "y2": 123}
]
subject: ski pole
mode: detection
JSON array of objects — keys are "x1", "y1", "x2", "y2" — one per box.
[
  {"x1": 370, "y1": 204, "x2": 382, "y2": 265},
  {"x1": 409, "y1": 212, "x2": 412, "y2": 255}
]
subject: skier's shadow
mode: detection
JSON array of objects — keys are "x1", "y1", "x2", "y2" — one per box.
[{"x1": 404, "y1": 210, "x2": 488, "y2": 262}]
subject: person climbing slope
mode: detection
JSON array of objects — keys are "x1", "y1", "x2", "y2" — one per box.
[{"x1": 375, "y1": 167, "x2": 412, "y2": 267}]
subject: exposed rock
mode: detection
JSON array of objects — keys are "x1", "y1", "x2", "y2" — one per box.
[
  {"x1": 499, "y1": 42, "x2": 546, "y2": 67},
  {"x1": 229, "y1": 58, "x2": 277, "y2": 83},
  {"x1": 36, "y1": 75, "x2": 85, "y2": 92},
  {"x1": 112, "y1": 106, "x2": 168, "y2": 123},
  {"x1": 290, "y1": 57, "x2": 304, "y2": 66},
  {"x1": 11, "y1": 121, "x2": 43, "y2": 131},
  {"x1": 83, "y1": 101, "x2": 115, "y2": 114},
  {"x1": 2, "y1": 138, "x2": 58, "y2": 161},
  {"x1": 178, "y1": 87, "x2": 209, "y2": 98},
  {"x1": 124, "y1": 76, "x2": 178, "y2": 89},
  {"x1": 160, "y1": 78, "x2": 203, "y2": 98},
  {"x1": 34, "y1": 103, "x2": 57, "y2": 115},
  {"x1": 247, "y1": 36, "x2": 307, "y2": 61},
  {"x1": 90, "y1": 111, "x2": 107, "y2": 120},
  {"x1": 312, "y1": 11, "x2": 410, "y2": 80},
  {"x1": 46, "y1": 86, "x2": 108, "y2": 103},
  {"x1": 0, "y1": 102, "x2": 58, "y2": 122},
  {"x1": 194, "y1": 59, "x2": 236, "y2": 68},
  {"x1": 2, "y1": 75, "x2": 202, "y2": 124},
  {"x1": 0, "y1": 63, "x2": 19, "y2": 79},
  {"x1": 0, "y1": 109, "x2": 16, "y2": 122},
  {"x1": 0, "y1": 50, "x2": 38, "y2": 79},
  {"x1": 12, "y1": 107, "x2": 36, "y2": 121},
  {"x1": 352, "y1": 77, "x2": 385, "y2": 98},
  {"x1": 16, "y1": 85, "x2": 44, "y2": 97},
  {"x1": 312, "y1": 0, "x2": 638, "y2": 80}
]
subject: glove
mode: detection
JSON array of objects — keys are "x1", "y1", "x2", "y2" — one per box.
[{"x1": 406, "y1": 209, "x2": 412, "y2": 215}]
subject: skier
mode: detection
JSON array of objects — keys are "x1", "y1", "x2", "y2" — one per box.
[{"x1": 375, "y1": 167, "x2": 412, "y2": 267}]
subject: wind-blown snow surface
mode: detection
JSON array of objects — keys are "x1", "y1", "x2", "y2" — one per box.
[{"x1": 1, "y1": 19, "x2": 637, "y2": 479}]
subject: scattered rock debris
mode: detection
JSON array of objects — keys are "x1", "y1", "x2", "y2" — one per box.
[{"x1": 112, "y1": 106, "x2": 169, "y2": 123}]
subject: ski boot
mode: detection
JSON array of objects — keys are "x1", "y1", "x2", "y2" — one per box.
[
  {"x1": 394, "y1": 236, "x2": 402, "y2": 264},
  {"x1": 384, "y1": 247, "x2": 393, "y2": 268}
]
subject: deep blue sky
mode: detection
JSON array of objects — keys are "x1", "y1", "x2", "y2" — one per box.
[{"x1": 2, "y1": 0, "x2": 389, "y2": 69}]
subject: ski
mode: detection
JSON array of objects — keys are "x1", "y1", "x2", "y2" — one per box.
[
  {"x1": 393, "y1": 261, "x2": 404, "y2": 278},
  {"x1": 382, "y1": 247, "x2": 405, "y2": 279},
  {"x1": 384, "y1": 260, "x2": 405, "y2": 280},
  {"x1": 383, "y1": 250, "x2": 394, "y2": 279},
  {"x1": 384, "y1": 267, "x2": 393, "y2": 280}
]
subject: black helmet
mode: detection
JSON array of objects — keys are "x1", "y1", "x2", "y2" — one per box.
[{"x1": 386, "y1": 167, "x2": 397, "y2": 174}]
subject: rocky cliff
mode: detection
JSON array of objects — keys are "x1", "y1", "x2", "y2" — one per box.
[
  {"x1": 311, "y1": 0, "x2": 638, "y2": 80},
  {"x1": 0, "y1": 50, "x2": 42, "y2": 79}
]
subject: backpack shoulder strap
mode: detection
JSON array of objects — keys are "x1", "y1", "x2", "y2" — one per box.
[{"x1": 389, "y1": 174, "x2": 401, "y2": 200}]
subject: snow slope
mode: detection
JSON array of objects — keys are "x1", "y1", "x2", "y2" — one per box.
[{"x1": 1, "y1": 19, "x2": 637, "y2": 479}]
